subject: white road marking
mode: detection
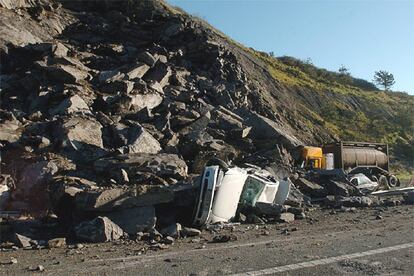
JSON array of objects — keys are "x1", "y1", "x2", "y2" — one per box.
[{"x1": 230, "y1": 242, "x2": 414, "y2": 276}]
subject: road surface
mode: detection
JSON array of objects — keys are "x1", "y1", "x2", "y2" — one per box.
[{"x1": 1, "y1": 205, "x2": 413, "y2": 275}]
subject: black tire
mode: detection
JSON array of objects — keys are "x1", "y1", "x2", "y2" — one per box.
[
  {"x1": 388, "y1": 175, "x2": 399, "y2": 187},
  {"x1": 206, "y1": 158, "x2": 229, "y2": 172},
  {"x1": 378, "y1": 175, "x2": 389, "y2": 189}
]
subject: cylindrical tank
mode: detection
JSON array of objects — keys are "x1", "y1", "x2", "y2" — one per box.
[
  {"x1": 342, "y1": 148, "x2": 388, "y2": 169},
  {"x1": 324, "y1": 153, "x2": 334, "y2": 170}
]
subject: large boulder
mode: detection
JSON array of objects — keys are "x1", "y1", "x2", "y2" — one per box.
[
  {"x1": 126, "y1": 62, "x2": 150, "y2": 80},
  {"x1": 144, "y1": 63, "x2": 171, "y2": 87},
  {"x1": 74, "y1": 185, "x2": 174, "y2": 212},
  {"x1": 107, "y1": 206, "x2": 156, "y2": 234},
  {"x1": 94, "y1": 153, "x2": 188, "y2": 180},
  {"x1": 44, "y1": 64, "x2": 90, "y2": 84},
  {"x1": 243, "y1": 111, "x2": 302, "y2": 149},
  {"x1": 293, "y1": 178, "x2": 327, "y2": 198},
  {"x1": 0, "y1": 114, "x2": 21, "y2": 143},
  {"x1": 75, "y1": 216, "x2": 124, "y2": 243},
  {"x1": 49, "y1": 95, "x2": 91, "y2": 116},
  {"x1": 56, "y1": 116, "x2": 105, "y2": 160},
  {"x1": 111, "y1": 124, "x2": 162, "y2": 154}
]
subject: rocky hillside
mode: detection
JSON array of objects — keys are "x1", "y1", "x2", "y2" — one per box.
[{"x1": 0, "y1": 0, "x2": 412, "y2": 215}]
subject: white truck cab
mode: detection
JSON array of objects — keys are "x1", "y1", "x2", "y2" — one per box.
[{"x1": 192, "y1": 163, "x2": 290, "y2": 227}]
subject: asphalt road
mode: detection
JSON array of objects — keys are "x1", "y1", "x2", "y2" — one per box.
[{"x1": 1, "y1": 205, "x2": 413, "y2": 275}]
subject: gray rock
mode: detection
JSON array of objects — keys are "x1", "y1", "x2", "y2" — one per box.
[
  {"x1": 126, "y1": 62, "x2": 150, "y2": 79},
  {"x1": 160, "y1": 223, "x2": 181, "y2": 238},
  {"x1": 47, "y1": 238, "x2": 66, "y2": 248},
  {"x1": 74, "y1": 185, "x2": 174, "y2": 212},
  {"x1": 278, "y1": 212, "x2": 295, "y2": 223},
  {"x1": 13, "y1": 233, "x2": 31, "y2": 248},
  {"x1": 404, "y1": 191, "x2": 414, "y2": 204},
  {"x1": 49, "y1": 95, "x2": 91, "y2": 116},
  {"x1": 75, "y1": 216, "x2": 124, "y2": 243},
  {"x1": 57, "y1": 117, "x2": 105, "y2": 159},
  {"x1": 293, "y1": 178, "x2": 327, "y2": 198},
  {"x1": 111, "y1": 124, "x2": 161, "y2": 154},
  {"x1": 94, "y1": 153, "x2": 188, "y2": 180},
  {"x1": 101, "y1": 80, "x2": 134, "y2": 94},
  {"x1": 255, "y1": 202, "x2": 284, "y2": 216},
  {"x1": 19, "y1": 161, "x2": 58, "y2": 197},
  {"x1": 325, "y1": 180, "x2": 350, "y2": 197},
  {"x1": 129, "y1": 92, "x2": 163, "y2": 112},
  {"x1": 339, "y1": 196, "x2": 373, "y2": 207},
  {"x1": 244, "y1": 111, "x2": 302, "y2": 149},
  {"x1": 0, "y1": 116, "x2": 21, "y2": 143},
  {"x1": 180, "y1": 111, "x2": 211, "y2": 136},
  {"x1": 45, "y1": 64, "x2": 89, "y2": 84},
  {"x1": 107, "y1": 206, "x2": 156, "y2": 234},
  {"x1": 181, "y1": 227, "x2": 201, "y2": 237},
  {"x1": 98, "y1": 70, "x2": 125, "y2": 83},
  {"x1": 285, "y1": 181, "x2": 309, "y2": 207},
  {"x1": 145, "y1": 63, "x2": 172, "y2": 87},
  {"x1": 137, "y1": 51, "x2": 157, "y2": 67}
]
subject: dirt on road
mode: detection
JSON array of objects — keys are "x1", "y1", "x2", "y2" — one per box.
[{"x1": 1, "y1": 205, "x2": 413, "y2": 275}]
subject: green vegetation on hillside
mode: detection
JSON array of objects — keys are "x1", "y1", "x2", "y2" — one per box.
[{"x1": 250, "y1": 50, "x2": 413, "y2": 169}]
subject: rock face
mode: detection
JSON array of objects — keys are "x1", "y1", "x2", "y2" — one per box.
[{"x1": 75, "y1": 216, "x2": 124, "y2": 243}]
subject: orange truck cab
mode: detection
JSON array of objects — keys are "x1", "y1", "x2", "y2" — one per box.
[{"x1": 301, "y1": 146, "x2": 323, "y2": 169}]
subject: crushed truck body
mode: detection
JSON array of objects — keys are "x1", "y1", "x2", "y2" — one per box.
[{"x1": 192, "y1": 160, "x2": 291, "y2": 227}]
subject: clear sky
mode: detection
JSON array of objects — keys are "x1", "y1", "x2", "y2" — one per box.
[{"x1": 167, "y1": 0, "x2": 414, "y2": 94}]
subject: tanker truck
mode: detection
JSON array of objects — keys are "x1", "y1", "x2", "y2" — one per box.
[{"x1": 299, "y1": 141, "x2": 399, "y2": 187}]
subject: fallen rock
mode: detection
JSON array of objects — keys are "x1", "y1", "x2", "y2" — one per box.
[
  {"x1": 49, "y1": 95, "x2": 91, "y2": 116},
  {"x1": 137, "y1": 51, "x2": 158, "y2": 67},
  {"x1": 129, "y1": 92, "x2": 163, "y2": 112},
  {"x1": 56, "y1": 116, "x2": 105, "y2": 160},
  {"x1": 285, "y1": 181, "x2": 309, "y2": 207},
  {"x1": 44, "y1": 64, "x2": 89, "y2": 84},
  {"x1": 107, "y1": 206, "x2": 156, "y2": 234},
  {"x1": 94, "y1": 153, "x2": 188, "y2": 180},
  {"x1": 211, "y1": 234, "x2": 238, "y2": 243},
  {"x1": 254, "y1": 202, "x2": 284, "y2": 216},
  {"x1": 324, "y1": 180, "x2": 350, "y2": 197},
  {"x1": 126, "y1": 62, "x2": 150, "y2": 79},
  {"x1": 0, "y1": 115, "x2": 21, "y2": 143},
  {"x1": 75, "y1": 216, "x2": 124, "y2": 243},
  {"x1": 278, "y1": 212, "x2": 295, "y2": 223},
  {"x1": 74, "y1": 186, "x2": 174, "y2": 212},
  {"x1": 293, "y1": 178, "x2": 327, "y2": 198},
  {"x1": 403, "y1": 191, "x2": 414, "y2": 204},
  {"x1": 47, "y1": 238, "x2": 66, "y2": 248},
  {"x1": 181, "y1": 227, "x2": 201, "y2": 237},
  {"x1": 111, "y1": 124, "x2": 161, "y2": 154},
  {"x1": 339, "y1": 196, "x2": 373, "y2": 208},
  {"x1": 145, "y1": 63, "x2": 172, "y2": 87},
  {"x1": 13, "y1": 233, "x2": 32, "y2": 248},
  {"x1": 160, "y1": 223, "x2": 181, "y2": 239},
  {"x1": 243, "y1": 111, "x2": 302, "y2": 149}
]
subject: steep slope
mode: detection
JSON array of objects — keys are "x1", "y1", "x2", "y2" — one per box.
[{"x1": 0, "y1": 0, "x2": 412, "y2": 214}]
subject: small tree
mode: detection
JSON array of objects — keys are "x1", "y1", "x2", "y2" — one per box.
[
  {"x1": 269, "y1": 51, "x2": 274, "y2": 57},
  {"x1": 338, "y1": 65, "x2": 350, "y2": 76},
  {"x1": 373, "y1": 70, "x2": 395, "y2": 91}
]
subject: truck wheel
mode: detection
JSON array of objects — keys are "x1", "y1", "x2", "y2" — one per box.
[
  {"x1": 378, "y1": 175, "x2": 389, "y2": 189},
  {"x1": 388, "y1": 175, "x2": 399, "y2": 187},
  {"x1": 206, "y1": 158, "x2": 229, "y2": 172}
]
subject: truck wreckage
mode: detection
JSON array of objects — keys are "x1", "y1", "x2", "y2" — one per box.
[{"x1": 192, "y1": 160, "x2": 290, "y2": 226}]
